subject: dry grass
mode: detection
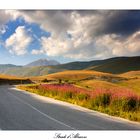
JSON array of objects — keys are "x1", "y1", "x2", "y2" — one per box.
[
  {"x1": 0, "y1": 74, "x2": 26, "y2": 80},
  {"x1": 47, "y1": 70, "x2": 117, "y2": 79},
  {"x1": 117, "y1": 79, "x2": 140, "y2": 95},
  {"x1": 77, "y1": 80, "x2": 118, "y2": 90},
  {"x1": 31, "y1": 70, "x2": 124, "y2": 82},
  {"x1": 10, "y1": 69, "x2": 140, "y2": 96},
  {"x1": 120, "y1": 71, "x2": 140, "y2": 78}
]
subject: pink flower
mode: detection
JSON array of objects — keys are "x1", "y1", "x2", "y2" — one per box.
[{"x1": 38, "y1": 84, "x2": 139, "y2": 101}]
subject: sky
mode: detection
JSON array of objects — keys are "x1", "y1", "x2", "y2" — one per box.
[{"x1": 0, "y1": 10, "x2": 140, "y2": 65}]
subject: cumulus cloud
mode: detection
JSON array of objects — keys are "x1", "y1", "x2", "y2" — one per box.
[
  {"x1": 6, "y1": 10, "x2": 140, "y2": 60},
  {"x1": 5, "y1": 26, "x2": 32, "y2": 55},
  {"x1": 96, "y1": 31, "x2": 140, "y2": 57}
]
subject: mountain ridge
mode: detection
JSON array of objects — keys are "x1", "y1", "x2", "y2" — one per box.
[
  {"x1": 0, "y1": 56, "x2": 140, "y2": 77},
  {"x1": 25, "y1": 58, "x2": 60, "y2": 67}
]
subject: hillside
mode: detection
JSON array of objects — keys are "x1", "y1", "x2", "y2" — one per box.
[
  {"x1": 3, "y1": 66, "x2": 65, "y2": 77},
  {"x1": 31, "y1": 70, "x2": 127, "y2": 83},
  {"x1": 0, "y1": 64, "x2": 21, "y2": 73},
  {"x1": 0, "y1": 74, "x2": 23, "y2": 79},
  {"x1": 0, "y1": 56, "x2": 140, "y2": 76},
  {"x1": 88, "y1": 56, "x2": 140, "y2": 74},
  {"x1": 120, "y1": 71, "x2": 140, "y2": 78},
  {"x1": 40, "y1": 56, "x2": 140, "y2": 75},
  {"x1": 30, "y1": 69, "x2": 140, "y2": 96}
]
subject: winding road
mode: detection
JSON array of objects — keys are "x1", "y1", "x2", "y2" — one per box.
[{"x1": 0, "y1": 85, "x2": 140, "y2": 130}]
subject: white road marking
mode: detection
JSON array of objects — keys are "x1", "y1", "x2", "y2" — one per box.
[{"x1": 8, "y1": 91, "x2": 76, "y2": 130}]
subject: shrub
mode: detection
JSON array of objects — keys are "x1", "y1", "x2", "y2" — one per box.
[
  {"x1": 77, "y1": 93, "x2": 90, "y2": 101},
  {"x1": 110, "y1": 99, "x2": 122, "y2": 113},
  {"x1": 58, "y1": 79, "x2": 62, "y2": 84},
  {"x1": 121, "y1": 97, "x2": 137, "y2": 112},
  {"x1": 42, "y1": 79, "x2": 48, "y2": 83},
  {"x1": 63, "y1": 91, "x2": 73, "y2": 99},
  {"x1": 94, "y1": 94, "x2": 111, "y2": 107}
]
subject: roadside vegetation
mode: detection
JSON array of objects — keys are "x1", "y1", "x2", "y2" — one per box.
[{"x1": 18, "y1": 81, "x2": 140, "y2": 122}]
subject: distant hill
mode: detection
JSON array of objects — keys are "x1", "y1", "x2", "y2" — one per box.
[
  {"x1": 25, "y1": 59, "x2": 60, "y2": 67},
  {"x1": 4, "y1": 66, "x2": 49, "y2": 77},
  {"x1": 88, "y1": 56, "x2": 140, "y2": 74},
  {"x1": 0, "y1": 64, "x2": 21, "y2": 74},
  {"x1": 40, "y1": 56, "x2": 140, "y2": 74},
  {"x1": 0, "y1": 56, "x2": 140, "y2": 76}
]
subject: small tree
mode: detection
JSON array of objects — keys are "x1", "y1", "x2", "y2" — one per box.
[
  {"x1": 42, "y1": 79, "x2": 48, "y2": 83},
  {"x1": 65, "y1": 79, "x2": 69, "y2": 83},
  {"x1": 58, "y1": 79, "x2": 62, "y2": 84}
]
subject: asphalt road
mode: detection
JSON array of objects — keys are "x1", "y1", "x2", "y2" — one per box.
[{"x1": 0, "y1": 85, "x2": 140, "y2": 130}]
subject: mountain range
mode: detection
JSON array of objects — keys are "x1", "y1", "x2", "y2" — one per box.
[
  {"x1": 0, "y1": 56, "x2": 140, "y2": 77},
  {"x1": 25, "y1": 59, "x2": 60, "y2": 67}
]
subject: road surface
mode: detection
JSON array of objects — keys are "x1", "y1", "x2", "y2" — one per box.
[{"x1": 0, "y1": 85, "x2": 140, "y2": 130}]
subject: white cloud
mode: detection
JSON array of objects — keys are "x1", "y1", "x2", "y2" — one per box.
[
  {"x1": 31, "y1": 49, "x2": 44, "y2": 55},
  {"x1": 27, "y1": 12, "x2": 109, "y2": 60},
  {"x1": 95, "y1": 31, "x2": 140, "y2": 57},
  {"x1": 31, "y1": 30, "x2": 140, "y2": 60},
  {"x1": 5, "y1": 26, "x2": 32, "y2": 55},
  {"x1": 30, "y1": 11, "x2": 100, "y2": 60},
  {"x1": 6, "y1": 10, "x2": 140, "y2": 60}
]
